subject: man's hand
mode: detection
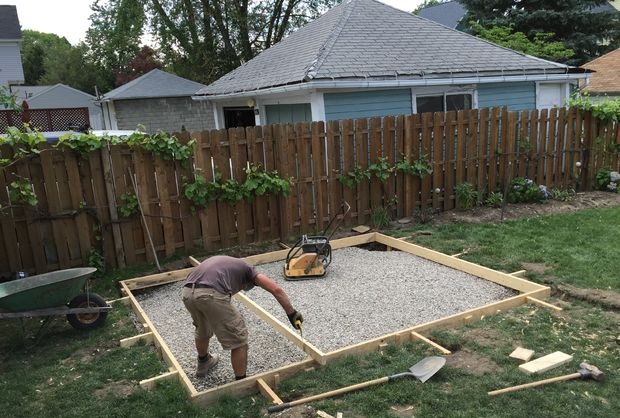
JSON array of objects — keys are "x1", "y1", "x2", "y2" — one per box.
[{"x1": 287, "y1": 310, "x2": 303, "y2": 329}]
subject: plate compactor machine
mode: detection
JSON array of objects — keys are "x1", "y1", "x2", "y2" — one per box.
[{"x1": 284, "y1": 201, "x2": 351, "y2": 280}]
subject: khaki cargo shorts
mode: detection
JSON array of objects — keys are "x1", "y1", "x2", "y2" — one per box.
[{"x1": 181, "y1": 286, "x2": 248, "y2": 350}]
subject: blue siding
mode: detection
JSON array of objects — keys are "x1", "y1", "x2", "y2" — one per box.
[
  {"x1": 265, "y1": 103, "x2": 312, "y2": 124},
  {"x1": 478, "y1": 82, "x2": 536, "y2": 111},
  {"x1": 324, "y1": 89, "x2": 412, "y2": 121}
]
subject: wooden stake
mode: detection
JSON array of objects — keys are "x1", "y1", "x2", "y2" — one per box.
[
  {"x1": 139, "y1": 370, "x2": 179, "y2": 390},
  {"x1": 411, "y1": 331, "x2": 451, "y2": 355},
  {"x1": 526, "y1": 296, "x2": 562, "y2": 312},
  {"x1": 120, "y1": 332, "x2": 154, "y2": 348},
  {"x1": 256, "y1": 378, "x2": 283, "y2": 405}
]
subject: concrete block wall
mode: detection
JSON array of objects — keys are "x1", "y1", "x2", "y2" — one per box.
[{"x1": 115, "y1": 97, "x2": 215, "y2": 133}]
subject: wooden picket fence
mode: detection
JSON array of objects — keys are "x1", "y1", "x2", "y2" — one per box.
[{"x1": 0, "y1": 107, "x2": 618, "y2": 275}]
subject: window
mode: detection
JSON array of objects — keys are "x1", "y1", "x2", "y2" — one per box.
[{"x1": 415, "y1": 93, "x2": 472, "y2": 114}]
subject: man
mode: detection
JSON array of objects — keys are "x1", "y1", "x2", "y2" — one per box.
[{"x1": 181, "y1": 255, "x2": 303, "y2": 380}]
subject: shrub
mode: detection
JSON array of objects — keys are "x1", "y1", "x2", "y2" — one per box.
[
  {"x1": 594, "y1": 167, "x2": 619, "y2": 192},
  {"x1": 413, "y1": 207, "x2": 437, "y2": 224},
  {"x1": 370, "y1": 206, "x2": 391, "y2": 228},
  {"x1": 550, "y1": 188, "x2": 576, "y2": 201},
  {"x1": 484, "y1": 191, "x2": 504, "y2": 208},
  {"x1": 507, "y1": 177, "x2": 547, "y2": 203},
  {"x1": 455, "y1": 182, "x2": 478, "y2": 210},
  {"x1": 594, "y1": 167, "x2": 612, "y2": 191}
]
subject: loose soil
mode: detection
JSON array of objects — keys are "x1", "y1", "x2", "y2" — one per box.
[
  {"x1": 393, "y1": 191, "x2": 620, "y2": 227},
  {"x1": 445, "y1": 348, "x2": 501, "y2": 376},
  {"x1": 93, "y1": 380, "x2": 136, "y2": 399}
]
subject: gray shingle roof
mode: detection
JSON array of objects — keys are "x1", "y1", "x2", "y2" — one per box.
[
  {"x1": 196, "y1": 0, "x2": 571, "y2": 97},
  {"x1": 0, "y1": 5, "x2": 22, "y2": 40},
  {"x1": 418, "y1": 1, "x2": 465, "y2": 29},
  {"x1": 102, "y1": 69, "x2": 206, "y2": 100}
]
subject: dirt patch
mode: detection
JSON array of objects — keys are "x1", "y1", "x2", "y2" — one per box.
[
  {"x1": 392, "y1": 191, "x2": 620, "y2": 227},
  {"x1": 462, "y1": 328, "x2": 500, "y2": 347},
  {"x1": 520, "y1": 262, "x2": 549, "y2": 275},
  {"x1": 93, "y1": 380, "x2": 136, "y2": 399},
  {"x1": 268, "y1": 405, "x2": 316, "y2": 418},
  {"x1": 446, "y1": 349, "x2": 500, "y2": 376},
  {"x1": 60, "y1": 347, "x2": 105, "y2": 366},
  {"x1": 389, "y1": 404, "x2": 417, "y2": 418},
  {"x1": 543, "y1": 278, "x2": 620, "y2": 310}
]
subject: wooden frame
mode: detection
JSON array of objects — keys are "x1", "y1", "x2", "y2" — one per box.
[{"x1": 118, "y1": 232, "x2": 555, "y2": 407}]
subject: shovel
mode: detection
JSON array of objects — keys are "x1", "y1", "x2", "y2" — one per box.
[{"x1": 267, "y1": 356, "x2": 446, "y2": 413}]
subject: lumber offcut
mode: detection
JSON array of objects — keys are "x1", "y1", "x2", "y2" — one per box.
[{"x1": 519, "y1": 351, "x2": 573, "y2": 375}]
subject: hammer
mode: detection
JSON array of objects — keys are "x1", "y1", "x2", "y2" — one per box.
[{"x1": 488, "y1": 362, "x2": 604, "y2": 396}]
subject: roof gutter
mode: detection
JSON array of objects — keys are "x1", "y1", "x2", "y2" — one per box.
[{"x1": 193, "y1": 72, "x2": 590, "y2": 101}]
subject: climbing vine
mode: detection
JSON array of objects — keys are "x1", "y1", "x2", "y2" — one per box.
[
  {"x1": 0, "y1": 126, "x2": 45, "y2": 168},
  {"x1": 182, "y1": 164, "x2": 292, "y2": 211},
  {"x1": 339, "y1": 155, "x2": 434, "y2": 188},
  {"x1": 568, "y1": 94, "x2": 620, "y2": 123},
  {"x1": 57, "y1": 130, "x2": 195, "y2": 166},
  {"x1": 118, "y1": 192, "x2": 139, "y2": 217},
  {"x1": 8, "y1": 179, "x2": 38, "y2": 207}
]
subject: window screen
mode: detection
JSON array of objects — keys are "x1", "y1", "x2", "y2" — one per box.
[
  {"x1": 446, "y1": 94, "x2": 472, "y2": 111},
  {"x1": 416, "y1": 96, "x2": 444, "y2": 114}
]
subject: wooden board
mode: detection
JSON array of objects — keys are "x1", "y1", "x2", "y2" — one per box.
[
  {"x1": 509, "y1": 347, "x2": 535, "y2": 362},
  {"x1": 518, "y1": 351, "x2": 573, "y2": 375}
]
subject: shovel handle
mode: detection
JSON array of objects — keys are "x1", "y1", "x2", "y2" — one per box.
[
  {"x1": 268, "y1": 376, "x2": 390, "y2": 413},
  {"x1": 488, "y1": 372, "x2": 581, "y2": 396}
]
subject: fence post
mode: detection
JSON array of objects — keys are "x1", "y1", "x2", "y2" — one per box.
[
  {"x1": 101, "y1": 145, "x2": 126, "y2": 267},
  {"x1": 581, "y1": 112, "x2": 596, "y2": 191},
  {"x1": 20, "y1": 101, "x2": 30, "y2": 126}
]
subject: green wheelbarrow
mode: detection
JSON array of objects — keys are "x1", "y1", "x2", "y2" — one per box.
[{"x1": 0, "y1": 267, "x2": 111, "y2": 330}]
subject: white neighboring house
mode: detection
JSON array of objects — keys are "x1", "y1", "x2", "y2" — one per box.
[
  {"x1": 12, "y1": 84, "x2": 104, "y2": 129},
  {"x1": 0, "y1": 5, "x2": 25, "y2": 89}
]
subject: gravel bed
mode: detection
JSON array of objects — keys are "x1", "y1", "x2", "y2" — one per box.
[
  {"x1": 134, "y1": 282, "x2": 308, "y2": 392},
  {"x1": 253, "y1": 247, "x2": 516, "y2": 352},
  {"x1": 134, "y1": 246, "x2": 516, "y2": 390}
]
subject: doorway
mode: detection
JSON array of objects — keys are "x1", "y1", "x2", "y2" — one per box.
[{"x1": 223, "y1": 106, "x2": 256, "y2": 128}]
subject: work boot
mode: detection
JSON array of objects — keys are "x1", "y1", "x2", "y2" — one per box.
[{"x1": 196, "y1": 353, "x2": 219, "y2": 377}]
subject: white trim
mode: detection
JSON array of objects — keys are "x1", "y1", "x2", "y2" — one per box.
[
  {"x1": 102, "y1": 101, "x2": 118, "y2": 130},
  {"x1": 212, "y1": 103, "x2": 222, "y2": 129},
  {"x1": 194, "y1": 73, "x2": 590, "y2": 101},
  {"x1": 310, "y1": 91, "x2": 325, "y2": 122}
]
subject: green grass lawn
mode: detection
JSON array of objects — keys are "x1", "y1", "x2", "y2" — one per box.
[{"x1": 1, "y1": 205, "x2": 618, "y2": 418}]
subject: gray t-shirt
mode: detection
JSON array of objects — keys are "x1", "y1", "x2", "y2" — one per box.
[{"x1": 186, "y1": 255, "x2": 258, "y2": 295}]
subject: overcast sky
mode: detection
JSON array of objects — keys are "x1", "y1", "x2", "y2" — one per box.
[{"x1": 6, "y1": 0, "x2": 424, "y2": 45}]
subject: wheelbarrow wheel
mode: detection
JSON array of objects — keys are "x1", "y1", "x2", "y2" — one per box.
[{"x1": 66, "y1": 293, "x2": 108, "y2": 330}]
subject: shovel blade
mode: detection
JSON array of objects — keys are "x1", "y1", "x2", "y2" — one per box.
[{"x1": 409, "y1": 356, "x2": 446, "y2": 383}]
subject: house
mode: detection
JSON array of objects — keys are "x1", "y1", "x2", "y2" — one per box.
[
  {"x1": 580, "y1": 48, "x2": 620, "y2": 101},
  {"x1": 418, "y1": 0, "x2": 620, "y2": 29},
  {"x1": 0, "y1": 5, "x2": 25, "y2": 88},
  {"x1": 193, "y1": 0, "x2": 589, "y2": 129},
  {"x1": 11, "y1": 84, "x2": 103, "y2": 129},
  {"x1": 99, "y1": 69, "x2": 214, "y2": 133},
  {"x1": 417, "y1": 1, "x2": 466, "y2": 29}
]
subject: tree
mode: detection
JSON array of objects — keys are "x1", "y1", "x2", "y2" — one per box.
[
  {"x1": 461, "y1": 0, "x2": 620, "y2": 65},
  {"x1": 86, "y1": 0, "x2": 342, "y2": 85},
  {"x1": 18, "y1": 30, "x2": 109, "y2": 95},
  {"x1": 21, "y1": 30, "x2": 73, "y2": 84},
  {"x1": 85, "y1": 0, "x2": 145, "y2": 87},
  {"x1": 39, "y1": 43, "x2": 108, "y2": 95},
  {"x1": 114, "y1": 46, "x2": 163, "y2": 86},
  {"x1": 470, "y1": 22, "x2": 574, "y2": 62}
]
